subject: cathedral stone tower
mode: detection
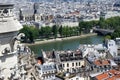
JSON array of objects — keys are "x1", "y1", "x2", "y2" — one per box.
[{"x1": 0, "y1": 4, "x2": 23, "y2": 79}]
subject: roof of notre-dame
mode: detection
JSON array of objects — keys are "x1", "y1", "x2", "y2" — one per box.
[{"x1": 0, "y1": 4, "x2": 23, "y2": 34}]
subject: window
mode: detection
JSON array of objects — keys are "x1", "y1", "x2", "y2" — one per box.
[
  {"x1": 67, "y1": 63, "x2": 69, "y2": 67},
  {"x1": 63, "y1": 64, "x2": 65, "y2": 67},
  {"x1": 72, "y1": 63, "x2": 74, "y2": 67},
  {"x1": 52, "y1": 71, "x2": 54, "y2": 73},
  {"x1": 79, "y1": 62, "x2": 80, "y2": 66},
  {"x1": 38, "y1": 67, "x2": 41, "y2": 70},
  {"x1": 3, "y1": 9, "x2": 8, "y2": 13},
  {"x1": 76, "y1": 62, "x2": 78, "y2": 66},
  {"x1": 10, "y1": 9, "x2": 12, "y2": 12},
  {"x1": 67, "y1": 69, "x2": 69, "y2": 72},
  {"x1": 76, "y1": 78, "x2": 79, "y2": 80},
  {"x1": 49, "y1": 71, "x2": 50, "y2": 73}
]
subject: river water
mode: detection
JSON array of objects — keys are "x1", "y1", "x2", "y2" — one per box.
[{"x1": 29, "y1": 35, "x2": 104, "y2": 56}]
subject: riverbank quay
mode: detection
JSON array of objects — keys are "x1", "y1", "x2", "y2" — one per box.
[{"x1": 25, "y1": 33, "x2": 97, "y2": 46}]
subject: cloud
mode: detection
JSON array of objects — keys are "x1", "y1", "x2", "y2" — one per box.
[{"x1": 0, "y1": 0, "x2": 28, "y2": 4}]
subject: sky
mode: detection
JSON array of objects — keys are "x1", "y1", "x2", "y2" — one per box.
[
  {"x1": 0, "y1": 0, "x2": 117, "y2": 3},
  {"x1": 0, "y1": 0, "x2": 28, "y2": 3}
]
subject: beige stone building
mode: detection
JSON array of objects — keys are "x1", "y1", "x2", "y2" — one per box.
[{"x1": 54, "y1": 50, "x2": 85, "y2": 73}]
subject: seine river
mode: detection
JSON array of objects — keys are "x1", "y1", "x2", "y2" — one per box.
[{"x1": 29, "y1": 35, "x2": 104, "y2": 56}]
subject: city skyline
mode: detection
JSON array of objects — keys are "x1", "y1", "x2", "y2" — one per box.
[{"x1": 0, "y1": 0, "x2": 117, "y2": 3}]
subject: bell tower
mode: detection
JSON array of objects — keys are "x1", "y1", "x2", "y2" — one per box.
[{"x1": 0, "y1": 4, "x2": 23, "y2": 80}]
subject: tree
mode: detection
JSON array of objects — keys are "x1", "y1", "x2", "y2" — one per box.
[
  {"x1": 39, "y1": 26, "x2": 52, "y2": 38},
  {"x1": 62, "y1": 27, "x2": 66, "y2": 37},
  {"x1": 52, "y1": 25, "x2": 58, "y2": 38},
  {"x1": 20, "y1": 25, "x2": 39, "y2": 43},
  {"x1": 79, "y1": 21, "x2": 84, "y2": 34},
  {"x1": 29, "y1": 31, "x2": 34, "y2": 43},
  {"x1": 44, "y1": 26, "x2": 52, "y2": 38},
  {"x1": 59, "y1": 26, "x2": 63, "y2": 37},
  {"x1": 105, "y1": 35, "x2": 111, "y2": 40},
  {"x1": 79, "y1": 21, "x2": 93, "y2": 34},
  {"x1": 20, "y1": 25, "x2": 31, "y2": 42},
  {"x1": 29, "y1": 26, "x2": 39, "y2": 39},
  {"x1": 111, "y1": 28, "x2": 120, "y2": 39},
  {"x1": 99, "y1": 17, "x2": 106, "y2": 28}
]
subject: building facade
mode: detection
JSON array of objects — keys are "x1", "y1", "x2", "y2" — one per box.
[{"x1": 37, "y1": 62, "x2": 57, "y2": 80}]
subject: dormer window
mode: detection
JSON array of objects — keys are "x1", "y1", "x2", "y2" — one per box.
[{"x1": 3, "y1": 9, "x2": 8, "y2": 14}]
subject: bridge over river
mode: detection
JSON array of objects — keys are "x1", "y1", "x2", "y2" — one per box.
[{"x1": 93, "y1": 28, "x2": 114, "y2": 35}]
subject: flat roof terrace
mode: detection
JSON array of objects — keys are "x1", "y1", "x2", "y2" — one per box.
[{"x1": 58, "y1": 50, "x2": 83, "y2": 62}]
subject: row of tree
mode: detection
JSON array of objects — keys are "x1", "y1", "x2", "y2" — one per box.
[
  {"x1": 20, "y1": 25, "x2": 82, "y2": 43},
  {"x1": 79, "y1": 16, "x2": 120, "y2": 30},
  {"x1": 99, "y1": 17, "x2": 120, "y2": 39},
  {"x1": 20, "y1": 16, "x2": 120, "y2": 43},
  {"x1": 98, "y1": 17, "x2": 120, "y2": 29},
  {"x1": 79, "y1": 16, "x2": 120, "y2": 39}
]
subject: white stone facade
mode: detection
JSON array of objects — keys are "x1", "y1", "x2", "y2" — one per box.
[
  {"x1": 37, "y1": 63, "x2": 56, "y2": 80},
  {"x1": 0, "y1": 4, "x2": 22, "y2": 80},
  {"x1": 61, "y1": 60, "x2": 85, "y2": 73}
]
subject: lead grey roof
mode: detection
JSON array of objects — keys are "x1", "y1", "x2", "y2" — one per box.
[
  {"x1": 21, "y1": 9, "x2": 34, "y2": 16},
  {"x1": 0, "y1": 4, "x2": 14, "y2": 9}
]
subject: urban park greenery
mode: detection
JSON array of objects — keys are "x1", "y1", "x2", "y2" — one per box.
[
  {"x1": 20, "y1": 16, "x2": 120, "y2": 43},
  {"x1": 20, "y1": 25, "x2": 39, "y2": 43}
]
